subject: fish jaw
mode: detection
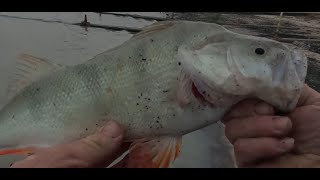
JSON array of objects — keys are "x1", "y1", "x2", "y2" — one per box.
[
  {"x1": 250, "y1": 48, "x2": 308, "y2": 113},
  {"x1": 177, "y1": 29, "x2": 308, "y2": 114},
  {"x1": 285, "y1": 49, "x2": 308, "y2": 110}
]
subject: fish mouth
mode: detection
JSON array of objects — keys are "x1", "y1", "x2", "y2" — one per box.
[{"x1": 271, "y1": 48, "x2": 308, "y2": 112}]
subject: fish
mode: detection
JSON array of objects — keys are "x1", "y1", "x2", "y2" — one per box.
[{"x1": 0, "y1": 20, "x2": 307, "y2": 168}]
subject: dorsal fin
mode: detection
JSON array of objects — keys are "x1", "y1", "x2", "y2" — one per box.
[
  {"x1": 132, "y1": 21, "x2": 176, "y2": 39},
  {"x1": 7, "y1": 53, "x2": 64, "y2": 100}
]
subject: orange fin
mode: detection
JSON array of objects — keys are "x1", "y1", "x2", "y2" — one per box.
[
  {"x1": 112, "y1": 136, "x2": 182, "y2": 168},
  {"x1": 0, "y1": 148, "x2": 34, "y2": 156}
]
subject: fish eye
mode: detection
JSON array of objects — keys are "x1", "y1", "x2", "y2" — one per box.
[{"x1": 255, "y1": 48, "x2": 265, "y2": 55}]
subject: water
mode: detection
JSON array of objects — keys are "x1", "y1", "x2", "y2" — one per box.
[{"x1": 0, "y1": 12, "x2": 235, "y2": 168}]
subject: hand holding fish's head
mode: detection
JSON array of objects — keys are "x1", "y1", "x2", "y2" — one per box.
[{"x1": 178, "y1": 24, "x2": 308, "y2": 113}]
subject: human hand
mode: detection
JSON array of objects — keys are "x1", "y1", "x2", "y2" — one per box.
[
  {"x1": 10, "y1": 121, "x2": 129, "y2": 168},
  {"x1": 223, "y1": 84, "x2": 320, "y2": 168}
]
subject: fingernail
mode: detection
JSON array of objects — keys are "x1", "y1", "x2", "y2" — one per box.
[
  {"x1": 280, "y1": 138, "x2": 295, "y2": 150},
  {"x1": 274, "y1": 117, "x2": 291, "y2": 134},
  {"x1": 102, "y1": 121, "x2": 122, "y2": 138},
  {"x1": 254, "y1": 102, "x2": 273, "y2": 115}
]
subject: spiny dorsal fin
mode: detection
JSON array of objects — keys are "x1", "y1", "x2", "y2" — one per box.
[
  {"x1": 7, "y1": 53, "x2": 64, "y2": 100},
  {"x1": 132, "y1": 21, "x2": 176, "y2": 39}
]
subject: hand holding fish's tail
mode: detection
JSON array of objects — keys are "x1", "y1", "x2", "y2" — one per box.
[{"x1": 10, "y1": 121, "x2": 130, "y2": 168}]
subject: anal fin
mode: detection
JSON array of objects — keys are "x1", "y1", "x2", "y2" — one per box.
[{"x1": 111, "y1": 136, "x2": 182, "y2": 168}]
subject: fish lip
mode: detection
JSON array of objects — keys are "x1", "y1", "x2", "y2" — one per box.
[
  {"x1": 267, "y1": 48, "x2": 308, "y2": 112},
  {"x1": 286, "y1": 49, "x2": 308, "y2": 110}
]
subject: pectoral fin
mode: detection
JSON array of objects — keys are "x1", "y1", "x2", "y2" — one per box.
[{"x1": 111, "y1": 136, "x2": 182, "y2": 168}]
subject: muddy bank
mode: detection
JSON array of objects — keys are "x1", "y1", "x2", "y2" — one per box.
[{"x1": 173, "y1": 12, "x2": 320, "y2": 91}]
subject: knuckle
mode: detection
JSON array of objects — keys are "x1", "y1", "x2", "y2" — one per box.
[
  {"x1": 82, "y1": 137, "x2": 106, "y2": 152},
  {"x1": 223, "y1": 99, "x2": 259, "y2": 122},
  {"x1": 271, "y1": 116, "x2": 292, "y2": 135},
  {"x1": 233, "y1": 139, "x2": 245, "y2": 151}
]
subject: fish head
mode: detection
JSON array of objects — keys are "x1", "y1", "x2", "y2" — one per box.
[
  {"x1": 178, "y1": 26, "x2": 308, "y2": 113},
  {"x1": 225, "y1": 34, "x2": 308, "y2": 112}
]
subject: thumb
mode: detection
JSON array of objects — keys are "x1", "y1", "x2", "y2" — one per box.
[
  {"x1": 297, "y1": 84, "x2": 320, "y2": 106},
  {"x1": 70, "y1": 121, "x2": 125, "y2": 167}
]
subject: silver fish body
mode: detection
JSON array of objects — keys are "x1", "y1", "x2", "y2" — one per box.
[{"x1": 0, "y1": 21, "x2": 307, "y2": 151}]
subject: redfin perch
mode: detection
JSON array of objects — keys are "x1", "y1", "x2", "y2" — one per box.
[{"x1": 0, "y1": 21, "x2": 307, "y2": 168}]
